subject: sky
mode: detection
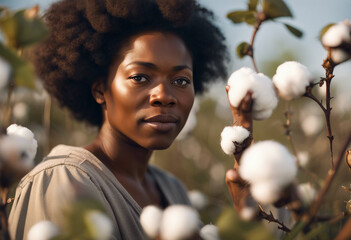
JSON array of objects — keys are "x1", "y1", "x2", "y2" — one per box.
[{"x1": 1, "y1": 0, "x2": 351, "y2": 89}]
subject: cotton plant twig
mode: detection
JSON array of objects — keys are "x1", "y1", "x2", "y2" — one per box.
[
  {"x1": 302, "y1": 132, "x2": 351, "y2": 224},
  {"x1": 304, "y1": 56, "x2": 335, "y2": 169},
  {"x1": 247, "y1": 13, "x2": 266, "y2": 73},
  {"x1": 257, "y1": 204, "x2": 291, "y2": 233}
]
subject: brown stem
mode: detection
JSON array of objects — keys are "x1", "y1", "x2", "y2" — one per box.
[
  {"x1": 43, "y1": 93, "x2": 51, "y2": 155},
  {"x1": 334, "y1": 216, "x2": 351, "y2": 240},
  {"x1": 302, "y1": 132, "x2": 351, "y2": 224},
  {"x1": 304, "y1": 56, "x2": 335, "y2": 169},
  {"x1": 248, "y1": 13, "x2": 265, "y2": 73},
  {"x1": 257, "y1": 204, "x2": 291, "y2": 232}
]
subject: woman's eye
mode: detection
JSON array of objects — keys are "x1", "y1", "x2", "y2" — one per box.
[
  {"x1": 129, "y1": 75, "x2": 149, "y2": 83},
  {"x1": 172, "y1": 78, "x2": 191, "y2": 87}
]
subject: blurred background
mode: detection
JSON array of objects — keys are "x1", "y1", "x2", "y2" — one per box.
[{"x1": 1, "y1": 0, "x2": 351, "y2": 238}]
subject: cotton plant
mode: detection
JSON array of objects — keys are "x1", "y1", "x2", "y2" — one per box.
[
  {"x1": 272, "y1": 61, "x2": 314, "y2": 101},
  {"x1": 220, "y1": 126, "x2": 250, "y2": 155},
  {"x1": 321, "y1": 19, "x2": 351, "y2": 64},
  {"x1": 222, "y1": 1, "x2": 351, "y2": 238},
  {"x1": 187, "y1": 190, "x2": 208, "y2": 211},
  {"x1": 140, "y1": 204, "x2": 219, "y2": 240},
  {"x1": 226, "y1": 67, "x2": 278, "y2": 120}
]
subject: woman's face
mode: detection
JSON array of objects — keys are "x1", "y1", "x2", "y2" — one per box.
[{"x1": 102, "y1": 31, "x2": 194, "y2": 149}]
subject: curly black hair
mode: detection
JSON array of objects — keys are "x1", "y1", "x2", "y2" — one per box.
[{"x1": 33, "y1": 0, "x2": 229, "y2": 126}]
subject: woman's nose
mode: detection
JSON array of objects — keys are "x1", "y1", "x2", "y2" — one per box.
[{"x1": 149, "y1": 83, "x2": 177, "y2": 107}]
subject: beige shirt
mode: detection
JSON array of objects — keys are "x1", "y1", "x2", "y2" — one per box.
[{"x1": 9, "y1": 145, "x2": 191, "y2": 240}]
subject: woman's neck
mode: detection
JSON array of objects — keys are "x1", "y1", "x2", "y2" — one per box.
[{"x1": 84, "y1": 123, "x2": 153, "y2": 182}]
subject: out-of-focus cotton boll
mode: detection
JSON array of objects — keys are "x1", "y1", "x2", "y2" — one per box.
[
  {"x1": 322, "y1": 19, "x2": 351, "y2": 47},
  {"x1": 199, "y1": 224, "x2": 220, "y2": 240},
  {"x1": 27, "y1": 221, "x2": 60, "y2": 240},
  {"x1": 297, "y1": 183, "x2": 317, "y2": 207},
  {"x1": 13, "y1": 102, "x2": 29, "y2": 121},
  {"x1": 84, "y1": 210, "x2": 113, "y2": 240},
  {"x1": 251, "y1": 182, "x2": 282, "y2": 205},
  {"x1": 301, "y1": 114, "x2": 323, "y2": 136},
  {"x1": 140, "y1": 205, "x2": 163, "y2": 239},
  {"x1": 227, "y1": 67, "x2": 278, "y2": 120},
  {"x1": 7, "y1": 124, "x2": 38, "y2": 163},
  {"x1": 273, "y1": 61, "x2": 313, "y2": 101},
  {"x1": 159, "y1": 205, "x2": 200, "y2": 240},
  {"x1": 240, "y1": 207, "x2": 257, "y2": 221},
  {"x1": 188, "y1": 190, "x2": 208, "y2": 210},
  {"x1": 239, "y1": 141, "x2": 297, "y2": 204},
  {"x1": 330, "y1": 48, "x2": 350, "y2": 64},
  {"x1": 220, "y1": 126, "x2": 250, "y2": 155},
  {"x1": 297, "y1": 151, "x2": 310, "y2": 167},
  {"x1": 0, "y1": 57, "x2": 11, "y2": 90},
  {"x1": 0, "y1": 133, "x2": 37, "y2": 187}
]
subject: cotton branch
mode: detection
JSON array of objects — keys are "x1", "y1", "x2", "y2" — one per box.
[
  {"x1": 302, "y1": 132, "x2": 351, "y2": 224},
  {"x1": 304, "y1": 56, "x2": 335, "y2": 169},
  {"x1": 247, "y1": 13, "x2": 266, "y2": 73},
  {"x1": 258, "y1": 205, "x2": 291, "y2": 232}
]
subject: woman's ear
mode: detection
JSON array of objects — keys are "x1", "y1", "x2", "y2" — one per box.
[{"x1": 91, "y1": 79, "x2": 105, "y2": 104}]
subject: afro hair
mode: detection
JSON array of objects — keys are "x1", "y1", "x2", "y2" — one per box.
[{"x1": 33, "y1": 0, "x2": 229, "y2": 126}]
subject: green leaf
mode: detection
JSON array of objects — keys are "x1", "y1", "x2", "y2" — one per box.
[
  {"x1": 0, "y1": 13, "x2": 18, "y2": 48},
  {"x1": 248, "y1": 0, "x2": 259, "y2": 11},
  {"x1": 13, "y1": 9, "x2": 49, "y2": 48},
  {"x1": 236, "y1": 42, "x2": 251, "y2": 58},
  {"x1": 0, "y1": 42, "x2": 36, "y2": 89},
  {"x1": 283, "y1": 23, "x2": 303, "y2": 38},
  {"x1": 227, "y1": 10, "x2": 256, "y2": 24},
  {"x1": 319, "y1": 23, "x2": 335, "y2": 40},
  {"x1": 0, "y1": 8, "x2": 49, "y2": 49},
  {"x1": 262, "y1": 0, "x2": 292, "y2": 19}
]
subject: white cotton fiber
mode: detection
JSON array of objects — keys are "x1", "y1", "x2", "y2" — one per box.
[
  {"x1": 140, "y1": 205, "x2": 163, "y2": 239},
  {"x1": 273, "y1": 61, "x2": 313, "y2": 101},
  {"x1": 322, "y1": 19, "x2": 351, "y2": 47},
  {"x1": 220, "y1": 126, "x2": 250, "y2": 155},
  {"x1": 297, "y1": 183, "x2": 317, "y2": 207},
  {"x1": 199, "y1": 224, "x2": 220, "y2": 240},
  {"x1": 330, "y1": 48, "x2": 350, "y2": 64},
  {"x1": 227, "y1": 67, "x2": 278, "y2": 120},
  {"x1": 251, "y1": 182, "x2": 282, "y2": 205},
  {"x1": 239, "y1": 140, "x2": 297, "y2": 204},
  {"x1": 27, "y1": 221, "x2": 60, "y2": 240},
  {"x1": 159, "y1": 205, "x2": 200, "y2": 240}
]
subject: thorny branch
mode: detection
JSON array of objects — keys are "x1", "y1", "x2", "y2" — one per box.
[{"x1": 257, "y1": 204, "x2": 291, "y2": 232}]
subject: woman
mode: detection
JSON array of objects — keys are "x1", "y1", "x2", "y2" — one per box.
[{"x1": 9, "y1": 0, "x2": 252, "y2": 239}]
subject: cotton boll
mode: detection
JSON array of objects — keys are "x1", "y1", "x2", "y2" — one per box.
[
  {"x1": 273, "y1": 61, "x2": 313, "y2": 101},
  {"x1": 301, "y1": 114, "x2": 323, "y2": 136},
  {"x1": 140, "y1": 205, "x2": 163, "y2": 239},
  {"x1": 159, "y1": 205, "x2": 200, "y2": 240},
  {"x1": 297, "y1": 183, "x2": 317, "y2": 207},
  {"x1": 7, "y1": 124, "x2": 38, "y2": 163},
  {"x1": 13, "y1": 102, "x2": 29, "y2": 121},
  {"x1": 199, "y1": 224, "x2": 220, "y2": 240},
  {"x1": 27, "y1": 221, "x2": 60, "y2": 240},
  {"x1": 297, "y1": 151, "x2": 309, "y2": 167},
  {"x1": 322, "y1": 20, "x2": 351, "y2": 47},
  {"x1": 84, "y1": 210, "x2": 113, "y2": 240},
  {"x1": 240, "y1": 207, "x2": 257, "y2": 221},
  {"x1": 188, "y1": 190, "x2": 208, "y2": 210},
  {"x1": 250, "y1": 73, "x2": 279, "y2": 120},
  {"x1": 0, "y1": 57, "x2": 11, "y2": 90},
  {"x1": 227, "y1": 67, "x2": 256, "y2": 108},
  {"x1": 330, "y1": 48, "x2": 350, "y2": 64},
  {"x1": 239, "y1": 141, "x2": 297, "y2": 188},
  {"x1": 251, "y1": 182, "x2": 282, "y2": 205},
  {"x1": 227, "y1": 67, "x2": 278, "y2": 120},
  {"x1": 220, "y1": 126, "x2": 250, "y2": 155}
]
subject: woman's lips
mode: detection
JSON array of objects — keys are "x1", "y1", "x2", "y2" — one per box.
[{"x1": 143, "y1": 115, "x2": 178, "y2": 132}]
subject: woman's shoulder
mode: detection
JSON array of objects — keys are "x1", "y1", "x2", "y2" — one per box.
[{"x1": 17, "y1": 144, "x2": 100, "y2": 189}]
